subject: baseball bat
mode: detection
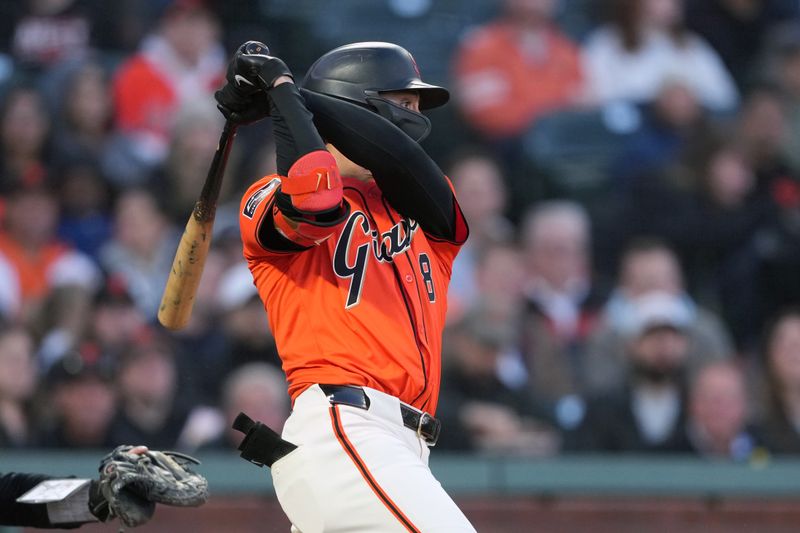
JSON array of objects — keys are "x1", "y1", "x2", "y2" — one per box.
[
  {"x1": 157, "y1": 119, "x2": 238, "y2": 330},
  {"x1": 157, "y1": 40, "x2": 270, "y2": 330}
]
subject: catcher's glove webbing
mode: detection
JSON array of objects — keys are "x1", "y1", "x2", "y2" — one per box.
[{"x1": 92, "y1": 445, "x2": 209, "y2": 528}]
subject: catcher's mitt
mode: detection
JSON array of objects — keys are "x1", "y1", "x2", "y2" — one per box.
[{"x1": 92, "y1": 445, "x2": 209, "y2": 528}]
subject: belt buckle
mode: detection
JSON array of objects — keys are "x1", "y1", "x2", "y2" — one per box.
[{"x1": 417, "y1": 411, "x2": 439, "y2": 447}]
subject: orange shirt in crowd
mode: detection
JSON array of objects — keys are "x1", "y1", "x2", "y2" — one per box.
[
  {"x1": 453, "y1": 23, "x2": 583, "y2": 138},
  {"x1": 113, "y1": 56, "x2": 177, "y2": 137},
  {"x1": 0, "y1": 233, "x2": 67, "y2": 302},
  {"x1": 112, "y1": 55, "x2": 223, "y2": 144}
]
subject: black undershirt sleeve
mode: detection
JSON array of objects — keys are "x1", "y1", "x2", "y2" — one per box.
[
  {"x1": 268, "y1": 82, "x2": 326, "y2": 177},
  {"x1": 258, "y1": 82, "x2": 349, "y2": 251},
  {"x1": 0, "y1": 472, "x2": 67, "y2": 528},
  {"x1": 299, "y1": 88, "x2": 459, "y2": 241}
]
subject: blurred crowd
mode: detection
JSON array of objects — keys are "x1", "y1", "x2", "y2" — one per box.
[{"x1": 2, "y1": 0, "x2": 800, "y2": 463}]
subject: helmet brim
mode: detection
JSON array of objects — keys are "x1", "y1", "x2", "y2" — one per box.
[{"x1": 406, "y1": 81, "x2": 450, "y2": 110}]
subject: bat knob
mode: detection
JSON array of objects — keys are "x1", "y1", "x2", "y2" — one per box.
[{"x1": 240, "y1": 40, "x2": 269, "y2": 56}]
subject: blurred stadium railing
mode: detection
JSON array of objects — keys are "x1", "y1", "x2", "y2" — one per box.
[{"x1": 3, "y1": 452, "x2": 800, "y2": 532}]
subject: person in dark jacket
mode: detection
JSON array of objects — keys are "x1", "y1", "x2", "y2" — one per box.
[
  {"x1": 568, "y1": 292, "x2": 695, "y2": 453},
  {"x1": 437, "y1": 310, "x2": 558, "y2": 455},
  {"x1": 757, "y1": 309, "x2": 800, "y2": 454}
]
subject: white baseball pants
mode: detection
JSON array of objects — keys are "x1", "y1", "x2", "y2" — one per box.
[{"x1": 270, "y1": 384, "x2": 476, "y2": 532}]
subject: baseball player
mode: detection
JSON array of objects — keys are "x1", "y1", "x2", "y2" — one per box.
[{"x1": 215, "y1": 42, "x2": 475, "y2": 531}]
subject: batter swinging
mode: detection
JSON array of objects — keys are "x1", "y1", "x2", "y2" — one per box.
[{"x1": 216, "y1": 41, "x2": 474, "y2": 532}]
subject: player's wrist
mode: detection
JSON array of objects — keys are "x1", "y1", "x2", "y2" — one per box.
[{"x1": 273, "y1": 75, "x2": 293, "y2": 87}]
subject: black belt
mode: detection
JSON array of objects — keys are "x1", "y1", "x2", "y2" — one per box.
[{"x1": 319, "y1": 384, "x2": 441, "y2": 446}]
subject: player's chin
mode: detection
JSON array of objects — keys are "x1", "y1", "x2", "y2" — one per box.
[{"x1": 348, "y1": 169, "x2": 373, "y2": 183}]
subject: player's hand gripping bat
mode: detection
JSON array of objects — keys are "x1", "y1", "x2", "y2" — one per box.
[{"x1": 157, "y1": 41, "x2": 269, "y2": 330}]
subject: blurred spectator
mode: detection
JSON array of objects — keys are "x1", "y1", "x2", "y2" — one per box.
[
  {"x1": 0, "y1": 327, "x2": 37, "y2": 448},
  {"x1": 586, "y1": 239, "x2": 733, "y2": 392},
  {"x1": 0, "y1": 86, "x2": 51, "y2": 194},
  {"x1": 52, "y1": 62, "x2": 113, "y2": 167},
  {"x1": 473, "y1": 244, "x2": 527, "y2": 322},
  {"x1": 611, "y1": 80, "x2": 709, "y2": 187},
  {"x1": 159, "y1": 100, "x2": 225, "y2": 223},
  {"x1": 164, "y1": 232, "x2": 242, "y2": 404},
  {"x1": 0, "y1": 183, "x2": 99, "y2": 321},
  {"x1": 610, "y1": 117, "x2": 772, "y2": 346},
  {"x1": 679, "y1": 137, "x2": 771, "y2": 342},
  {"x1": 55, "y1": 159, "x2": 113, "y2": 261},
  {"x1": 686, "y1": 0, "x2": 791, "y2": 90},
  {"x1": 449, "y1": 150, "x2": 513, "y2": 250},
  {"x1": 447, "y1": 150, "x2": 513, "y2": 318},
  {"x1": 774, "y1": 35, "x2": 800, "y2": 175},
  {"x1": 737, "y1": 86, "x2": 791, "y2": 181},
  {"x1": 736, "y1": 88, "x2": 800, "y2": 337},
  {"x1": 519, "y1": 201, "x2": 605, "y2": 403},
  {"x1": 200, "y1": 363, "x2": 290, "y2": 451},
  {"x1": 108, "y1": 338, "x2": 193, "y2": 450},
  {"x1": 7, "y1": 0, "x2": 91, "y2": 71},
  {"x1": 758, "y1": 309, "x2": 800, "y2": 454},
  {"x1": 696, "y1": 136, "x2": 762, "y2": 214},
  {"x1": 569, "y1": 292, "x2": 694, "y2": 453},
  {"x1": 437, "y1": 310, "x2": 558, "y2": 455},
  {"x1": 583, "y1": 0, "x2": 738, "y2": 112},
  {"x1": 111, "y1": 0, "x2": 225, "y2": 175},
  {"x1": 33, "y1": 285, "x2": 93, "y2": 371},
  {"x1": 686, "y1": 360, "x2": 761, "y2": 460},
  {"x1": 89, "y1": 276, "x2": 148, "y2": 360},
  {"x1": 462, "y1": 244, "x2": 529, "y2": 390},
  {"x1": 216, "y1": 262, "x2": 280, "y2": 371},
  {"x1": 39, "y1": 345, "x2": 116, "y2": 448},
  {"x1": 452, "y1": 0, "x2": 583, "y2": 140},
  {"x1": 100, "y1": 188, "x2": 177, "y2": 318}
]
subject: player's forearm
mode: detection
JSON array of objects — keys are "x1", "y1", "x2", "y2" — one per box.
[
  {"x1": 300, "y1": 88, "x2": 458, "y2": 240},
  {"x1": 266, "y1": 81, "x2": 348, "y2": 246},
  {"x1": 269, "y1": 82, "x2": 326, "y2": 176}
]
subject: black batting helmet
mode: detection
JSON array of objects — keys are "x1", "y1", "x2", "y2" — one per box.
[
  {"x1": 302, "y1": 42, "x2": 449, "y2": 142},
  {"x1": 303, "y1": 42, "x2": 449, "y2": 110}
]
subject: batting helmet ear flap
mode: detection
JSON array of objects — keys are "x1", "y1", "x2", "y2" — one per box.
[{"x1": 365, "y1": 96, "x2": 432, "y2": 142}]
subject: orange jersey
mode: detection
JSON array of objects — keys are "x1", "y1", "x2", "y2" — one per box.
[{"x1": 240, "y1": 176, "x2": 467, "y2": 414}]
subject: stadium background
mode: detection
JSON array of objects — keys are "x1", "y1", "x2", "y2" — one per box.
[{"x1": 2, "y1": 0, "x2": 800, "y2": 530}]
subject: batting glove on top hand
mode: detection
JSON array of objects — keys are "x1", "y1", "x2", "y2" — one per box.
[
  {"x1": 232, "y1": 40, "x2": 293, "y2": 91},
  {"x1": 215, "y1": 41, "x2": 292, "y2": 125},
  {"x1": 215, "y1": 42, "x2": 269, "y2": 125}
]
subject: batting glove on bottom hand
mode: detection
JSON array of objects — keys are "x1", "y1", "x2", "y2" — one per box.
[
  {"x1": 215, "y1": 83, "x2": 271, "y2": 125},
  {"x1": 89, "y1": 445, "x2": 209, "y2": 528}
]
